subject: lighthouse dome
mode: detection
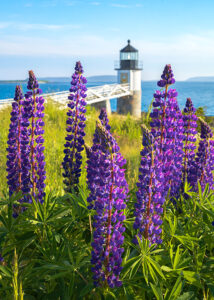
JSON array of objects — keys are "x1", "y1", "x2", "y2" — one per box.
[{"x1": 120, "y1": 40, "x2": 138, "y2": 53}]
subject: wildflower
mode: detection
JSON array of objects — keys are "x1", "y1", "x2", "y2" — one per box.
[
  {"x1": 62, "y1": 61, "x2": 87, "y2": 192},
  {"x1": 157, "y1": 64, "x2": 175, "y2": 87},
  {"x1": 25, "y1": 70, "x2": 46, "y2": 202},
  {"x1": 182, "y1": 98, "x2": 198, "y2": 184},
  {"x1": 87, "y1": 121, "x2": 128, "y2": 288},
  {"x1": 150, "y1": 65, "x2": 184, "y2": 200},
  {"x1": 189, "y1": 118, "x2": 214, "y2": 191},
  {"x1": 134, "y1": 125, "x2": 164, "y2": 245},
  {"x1": 6, "y1": 86, "x2": 24, "y2": 197}
]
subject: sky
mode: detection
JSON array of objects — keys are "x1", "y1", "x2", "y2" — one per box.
[{"x1": 0, "y1": 0, "x2": 214, "y2": 80}]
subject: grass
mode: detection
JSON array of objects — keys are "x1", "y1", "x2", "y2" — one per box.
[
  {"x1": 0, "y1": 100, "x2": 145, "y2": 196},
  {"x1": 0, "y1": 100, "x2": 214, "y2": 299}
]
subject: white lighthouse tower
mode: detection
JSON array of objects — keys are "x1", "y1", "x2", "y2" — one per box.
[{"x1": 115, "y1": 40, "x2": 142, "y2": 118}]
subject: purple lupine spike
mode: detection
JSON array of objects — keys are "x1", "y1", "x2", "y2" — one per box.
[
  {"x1": 189, "y1": 119, "x2": 214, "y2": 191},
  {"x1": 62, "y1": 61, "x2": 87, "y2": 192},
  {"x1": 87, "y1": 121, "x2": 128, "y2": 288},
  {"x1": 6, "y1": 86, "x2": 24, "y2": 198},
  {"x1": 99, "y1": 108, "x2": 111, "y2": 130},
  {"x1": 182, "y1": 98, "x2": 198, "y2": 184},
  {"x1": 20, "y1": 93, "x2": 31, "y2": 200},
  {"x1": 6, "y1": 86, "x2": 30, "y2": 217},
  {"x1": 25, "y1": 70, "x2": 46, "y2": 202},
  {"x1": 92, "y1": 108, "x2": 111, "y2": 151},
  {"x1": 133, "y1": 125, "x2": 164, "y2": 245},
  {"x1": 165, "y1": 92, "x2": 184, "y2": 199},
  {"x1": 157, "y1": 64, "x2": 175, "y2": 87},
  {"x1": 150, "y1": 65, "x2": 184, "y2": 201}
]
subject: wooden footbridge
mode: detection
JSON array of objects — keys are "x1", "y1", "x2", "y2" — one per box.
[{"x1": 0, "y1": 83, "x2": 131, "y2": 114}]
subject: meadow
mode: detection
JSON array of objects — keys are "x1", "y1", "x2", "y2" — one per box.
[
  {"x1": 0, "y1": 64, "x2": 214, "y2": 300},
  {"x1": 0, "y1": 100, "x2": 143, "y2": 196}
]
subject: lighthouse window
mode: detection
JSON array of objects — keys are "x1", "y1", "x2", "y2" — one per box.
[{"x1": 120, "y1": 52, "x2": 138, "y2": 60}]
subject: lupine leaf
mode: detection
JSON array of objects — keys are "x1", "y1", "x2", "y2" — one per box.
[{"x1": 150, "y1": 283, "x2": 163, "y2": 300}]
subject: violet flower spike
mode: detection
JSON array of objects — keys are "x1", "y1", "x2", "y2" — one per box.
[
  {"x1": 189, "y1": 119, "x2": 214, "y2": 191},
  {"x1": 182, "y1": 98, "x2": 198, "y2": 185},
  {"x1": 87, "y1": 121, "x2": 128, "y2": 288},
  {"x1": 62, "y1": 61, "x2": 87, "y2": 192},
  {"x1": 25, "y1": 70, "x2": 46, "y2": 203},
  {"x1": 134, "y1": 125, "x2": 164, "y2": 245},
  {"x1": 150, "y1": 65, "x2": 184, "y2": 201},
  {"x1": 6, "y1": 86, "x2": 24, "y2": 198}
]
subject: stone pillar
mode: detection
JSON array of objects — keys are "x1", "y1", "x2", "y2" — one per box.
[
  {"x1": 91, "y1": 99, "x2": 111, "y2": 115},
  {"x1": 116, "y1": 69, "x2": 142, "y2": 118},
  {"x1": 117, "y1": 95, "x2": 132, "y2": 115},
  {"x1": 131, "y1": 90, "x2": 141, "y2": 118}
]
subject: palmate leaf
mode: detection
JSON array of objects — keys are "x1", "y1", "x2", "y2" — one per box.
[
  {"x1": 123, "y1": 237, "x2": 165, "y2": 286},
  {"x1": 176, "y1": 291, "x2": 196, "y2": 300},
  {"x1": 182, "y1": 271, "x2": 202, "y2": 288},
  {"x1": 173, "y1": 245, "x2": 181, "y2": 270},
  {"x1": 150, "y1": 283, "x2": 163, "y2": 300},
  {"x1": 0, "y1": 265, "x2": 12, "y2": 278},
  {"x1": 147, "y1": 257, "x2": 165, "y2": 280},
  {"x1": 165, "y1": 275, "x2": 183, "y2": 300},
  {"x1": 122, "y1": 256, "x2": 142, "y2": 279}
]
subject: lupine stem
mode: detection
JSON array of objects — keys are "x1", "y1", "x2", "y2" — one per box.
[
  {"x1": 68, "y1": 74, "x2": 81, "y2": 187},
  {"x1": 183, "y1": 118, "x2": 190, "y2": 182},
  {"x1": 30, "y1": 92, "x2": 36, "y2": 197},
  {"x1": 105, "y1": 152, "x2": 114, "y2": 279},
  {"x1": 144, "y1": 149, "x2": 154, "y2": 239},
  {"x1": 62, "y1": 61, "x2": 87, "y2": 192},
  {"x1": 160, "y1": 84, "x2": 168, "y2": 152},
  {"x1": 17, "y1": 103, "x2": 22, "y2": 191}
]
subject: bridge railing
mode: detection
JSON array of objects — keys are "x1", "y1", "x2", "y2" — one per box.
[{"x1": 0, "y1": 83, "x2": 131, "y2": 106}]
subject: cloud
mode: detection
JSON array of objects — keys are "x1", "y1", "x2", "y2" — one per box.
[
  {"x1": 1, "y1": 32, "x2": 214, "y2": 80},
  {"x1": 1, "y1": 32, "x2": 214, "y2": 79},
  {"x1": 111, "y1": 3, "x2": 143, "y2": 8},
  {"x1": 65, "y1": 0, "x2": 80, "y2": 6},
  {"x1": 40, "y1": 0, "x2": 58, "y2": 7},
  {"x1": 0, "y1": 34, "x2": 117, "y2": 56},
  {"x1": 24, "y1": 3, "x2": 33, "y2": 7},
  {"x1": 0, "y1": 22, "x2": 11, "y2": 29},
  {"x1": 0, "y1": 22, "x2": 81, "y2": 31},
  {"x1": 90, "y1": 1, "x2": 101, "y2": 5},
  {"x1": 111, "y1": 3, "x2": 130, "y2": 8},
  {"x1": 15, "y1": 23, "x2": 81, "y2": 31},
  {"x1": 108, "y1": 27, "x2": 120, "y2": 32}
]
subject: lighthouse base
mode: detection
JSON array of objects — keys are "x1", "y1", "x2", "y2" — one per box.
[
  {"x1": 91, "y1": 99, "x2": 111, "y2": 115},
  {"x1": 117, "y1": 91, "x2": 141, "y2": 118}
]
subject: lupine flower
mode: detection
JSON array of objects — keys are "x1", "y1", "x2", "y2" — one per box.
[
  {"x1": 133, "y1": 125, "x2": 164, "y2": 245},
  {"x1": 189, "y1": 118, "x2": 214, "y2": 191},
  {"x1": 157, "y1": 64, "x2": 175, "y2": 87},
  {"x1": 62, "y1": 61, "x2": 87, "y2": 192},
  {"x1": 87, "y1": 121, "x2": 128, "y2": 288},
  {"x1": 182, "y1": 98, "x2": 198, "y2": 184},
  {"x1": 6, "y1": 86, "x2": 24, "y2": 197},
  {"x1": 166, "y1": 94, "x2": 184, "y2": 199},
  {"x1": 150, "y1": 65, "x2": 184, "y2": 200},
  {"x1": 24, "y1": 70, "x2": 46, "y2": 203},
  {"x1": 92, "y1": 108, "x2": 111, "y2": 152}
]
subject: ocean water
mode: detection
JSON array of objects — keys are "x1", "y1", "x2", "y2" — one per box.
[{"x1": 0, "y1": 81, "x2": 214, "y2": 115}]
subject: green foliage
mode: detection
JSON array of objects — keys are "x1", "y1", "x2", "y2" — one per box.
[
  {"x1": 0, "y1": 101, "x2": 142, "y2": 196},
  {"x1": 1, "y1": 185, "x2": 212, "y2": 299},
  {"x1": 0, "y1": 101, "x2": 214, "y2": 299}
]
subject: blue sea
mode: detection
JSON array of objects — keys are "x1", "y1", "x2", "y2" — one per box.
[{"x1": 0, "y1": 81, "x2": 214, "y2": 115}]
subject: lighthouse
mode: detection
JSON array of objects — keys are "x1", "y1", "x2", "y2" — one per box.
[{"x1": 115, "y1": 40, "x2": 142, "y2": 118}]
